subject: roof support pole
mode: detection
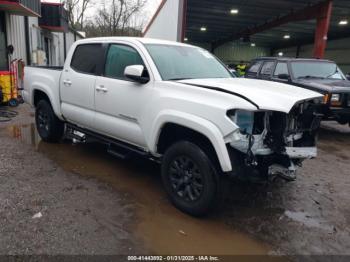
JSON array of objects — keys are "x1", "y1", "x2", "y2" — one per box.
[
  {"x1": 24, "y1": 16, "x2": 31, "y2": 65},
  {"x1": 180, "y1": 0, "x2": 187, "y2": 42},
  {"x1": 313, "y1": 0, "x2": 332, "y2": 59},
  {"x1": 296, "y1": 45, "x2": 301, "y2": 58}
]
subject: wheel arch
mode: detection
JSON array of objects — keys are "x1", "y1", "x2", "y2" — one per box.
[
  {"x1": 33, "y1": 89, "x2": 50, "y2": 107},
  {"x1": 32, "y1": 86, "x2": 63, "y2": 120},
  {"x1": 148, "y1": 110, "x2": 232, "y2": 172}
]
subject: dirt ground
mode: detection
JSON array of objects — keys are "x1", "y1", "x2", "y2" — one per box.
[
  {"x1": 0, "y1": 104, "x2": 350, "y2": 259},
  {"x1": 0, "y1": 105, "x2": 144, "y2": 255}
]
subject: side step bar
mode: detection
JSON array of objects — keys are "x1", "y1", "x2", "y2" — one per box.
[
  {"x1": 107, "y1": 144, "x2": 133, "y2": 160},
  {"x1": 66, "y1": 127, "x2": 86, "y2": 143},
  {"x1": 65, "y1": 124, "x2": 151, "y2": 160}
]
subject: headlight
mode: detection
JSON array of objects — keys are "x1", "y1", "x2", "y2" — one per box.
[
  {"x1": 228, "y1": 110, "x2": 255, "y2": 134},
  {"x1": 331, "y1": 94, "x2": 340, "y2": 102},
  {"x1": 330, "y1": 94, "x2": 342, "y2": 106}
]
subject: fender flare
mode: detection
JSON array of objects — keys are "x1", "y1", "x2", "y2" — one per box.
[
  {"x1": 31, "y1": 83, "x2": 63, "y2": 120},
  {"x1": 148, "y1": 110, "x2": 232, "y2": 172}
]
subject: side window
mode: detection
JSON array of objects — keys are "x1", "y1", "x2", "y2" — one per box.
[
  {"x1": 273, "y1": 62, "x2": 289, "y2": 77},
  {"x1": 248, "y1": 61, "x2": 262, "y2": 74},
  {"x1": 105, "y1": 44, "x2": 145, "y2": 79},
  {"x1": 70, "y1": 44, "x2": 105, "y2": 75},
  {"x1": 260, "y1": 61, "x2": 275, "y2": 76}
]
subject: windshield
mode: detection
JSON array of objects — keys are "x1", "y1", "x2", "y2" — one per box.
[
  {"x1": 291, "y1": 61, "x2": 345, "y2": 80},
  {"x1": 145, "y1": 44, "x2": 232, "y2": 81}
]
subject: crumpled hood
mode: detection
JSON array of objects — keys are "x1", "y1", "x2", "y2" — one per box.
[
  {"x1": 179, "y1": 78, "x2": 323, "y2": 113},
  {"x1": 295, "y1": 78, "x2": 350, "y2": 93}
]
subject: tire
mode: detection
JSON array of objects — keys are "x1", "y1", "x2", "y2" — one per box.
[
  {"x1": 35, "y1": 100, "x2": 64, "y2": 143},
  {"x1": 161, "y1": 141, "x2": 222, "y2": 216}
]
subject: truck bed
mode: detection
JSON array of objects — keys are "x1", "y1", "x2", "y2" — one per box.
[{"x1": 23, "y1": 66, "x2": 63, "y2": 118}]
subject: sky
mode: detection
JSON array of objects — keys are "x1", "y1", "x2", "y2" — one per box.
[
  {"x1": 144, "y1": 0, "x2": 162, "y2": 26},
  {"x1": 42, "y1": 0, "x2": 162, "y2": 30}
]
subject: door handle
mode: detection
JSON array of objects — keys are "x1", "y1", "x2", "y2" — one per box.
[
  {"x1": 63, "y1": 80, "x2": 72, "y2": 86},
  {"x1": 96, "y1": 85, "x2": 108, "y2": 93}
]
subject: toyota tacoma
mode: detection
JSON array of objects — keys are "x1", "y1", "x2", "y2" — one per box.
[{"x1": 24, "y1": 38, "x2": 323, "y2": 216}]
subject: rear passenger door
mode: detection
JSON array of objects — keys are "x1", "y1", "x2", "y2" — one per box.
[
  {"x1": 259, "y1": 61, "x2": 275, "y2": 80},
  {"x1": 60, "y1": 43, "x2": 105, "y2": 129}
]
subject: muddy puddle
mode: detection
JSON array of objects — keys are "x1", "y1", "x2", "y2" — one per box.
[{"x1": 5, "y1": 124, "x2": 272, "y2": 255}]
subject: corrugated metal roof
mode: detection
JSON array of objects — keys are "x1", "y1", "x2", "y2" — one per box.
[{"x1": 186, "y1": 0, "x2": 350, "y2": 48}]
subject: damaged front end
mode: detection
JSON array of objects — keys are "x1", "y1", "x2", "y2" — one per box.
[{"x1": 227, "y1": 100, "x2": 323, "y2": 181}]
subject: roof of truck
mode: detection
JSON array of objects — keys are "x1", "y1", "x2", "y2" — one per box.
[
  {"x1": 76, "y1": 37, "x2": 191, "y2": 47},
  {"x1": 253, "y1": 57, "x2": 334, "y2": 63}
]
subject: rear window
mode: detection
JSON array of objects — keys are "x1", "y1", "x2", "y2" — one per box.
[
  {"x1": 70, "y1": 44, "x2": 105, "y2": 75},
  {"x1": 260, "y1": 61, "x2": 275, "y2": 76}
]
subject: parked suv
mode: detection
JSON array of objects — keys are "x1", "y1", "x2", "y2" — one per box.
[
  {"x1": 246, "y1": 57, "x2": 350, "y2": 126},
  {"x1": 24, "y1": 38, "x2": 322, "y2": 216}
]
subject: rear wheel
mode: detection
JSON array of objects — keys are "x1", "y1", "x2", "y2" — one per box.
[
  {"x1": 35, "y1": 100, "x2": 64, "y2": 142},
  {"x1": 161, "y1": 141, "x2": 222, "y2": 216}
]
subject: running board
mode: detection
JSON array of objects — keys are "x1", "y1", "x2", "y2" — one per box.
[
  {"x1": 65, "y1": 123, "x2": 150, "y2": 158},
  {"x1": 107, "y1": 144, "x2": 133, "y2": 160}
]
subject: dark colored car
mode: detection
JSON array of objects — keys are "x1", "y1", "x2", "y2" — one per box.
[
  {"x1": 346, "y1": 73, "x2": 350, "y2": 81},
  {"x1": 246, "y1": 57, "x2": 350, "y2": 126}
]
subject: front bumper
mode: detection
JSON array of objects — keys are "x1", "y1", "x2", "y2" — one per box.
[{"x1": 229, "y1": 133, "x2": 317, "y2": 159}]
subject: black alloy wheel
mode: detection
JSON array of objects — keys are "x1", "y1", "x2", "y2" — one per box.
[
  {"x1": 35, "y1": 100, "x2": 64, "y2": 142},
  {"x1": 169, "y1": 156, "x2": 204, "y2": 202},
  {"x1": 161, "y1": 141, "x2": 222, "y2": 216}
]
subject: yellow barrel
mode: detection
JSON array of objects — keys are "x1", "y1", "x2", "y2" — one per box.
[{"x1": 0, "y1": 71, "x2": 16, "y2": 103}]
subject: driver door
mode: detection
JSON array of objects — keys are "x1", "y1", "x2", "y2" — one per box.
[{"x1": 93, "y1": 43, "x2": 153, "y2": 148}]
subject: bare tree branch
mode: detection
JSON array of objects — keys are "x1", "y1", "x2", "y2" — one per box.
[
  {"x1": 84, "y1": 0, "x2": 147, "y2": 37},
  {"x1": 62, "y1": 0, "x2": 93, "y2": 30}
]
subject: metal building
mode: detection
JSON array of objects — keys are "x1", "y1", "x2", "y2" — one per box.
[
  {"x1": 144, "y1": 0, "x2": 350, "y2": 72},
  {"x1": 0, "y1": 0, "x2": 84, "y2": 70}
]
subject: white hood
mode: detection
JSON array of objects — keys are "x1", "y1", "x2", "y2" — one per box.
[{"x1": 180, "y1": 78, "x2": 323, "y2": 113}]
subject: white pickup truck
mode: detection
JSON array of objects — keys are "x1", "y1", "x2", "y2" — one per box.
[{"x1": 24, "y1": 37, "x2": 323, "y2": 216}]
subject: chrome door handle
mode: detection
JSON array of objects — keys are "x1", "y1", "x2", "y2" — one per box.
[
  {"x1": 96, "y1": 85, "x2": 108, "y2": 93},
  {"x1": 63, "y1": 80, "x2": 72, "y2": 86}
]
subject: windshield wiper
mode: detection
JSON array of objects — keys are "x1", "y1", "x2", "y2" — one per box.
[
  {"x1": 297, "y1": 75, "x2": 325, "y2": 80},
  {"x1": 325, "y1": 68, "x2": 343, "y2": 79},
  {"x1": 167, "y1": 78, "x2": 193, "y2": 81}
]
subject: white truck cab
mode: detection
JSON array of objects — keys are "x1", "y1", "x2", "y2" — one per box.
[{"x1": 24, "y1": 37, "x2": 323, "y2": 216}]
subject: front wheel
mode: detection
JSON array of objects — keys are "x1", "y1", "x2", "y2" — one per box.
[
  {"x1": 35, "y1": 100, "x2": 64, "y2": 143},
  {"x1": 161, "y1": 141, "x2": 221, "y2": 216}
]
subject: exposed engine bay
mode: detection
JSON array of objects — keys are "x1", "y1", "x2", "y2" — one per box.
[{"x1": 228, "y1": 100, "x2": 323, "y2": 181}]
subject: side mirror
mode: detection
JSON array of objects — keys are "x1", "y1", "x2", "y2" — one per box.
[
  {"x1": 277, "y1": 73, "x2": 290, "y2": 81},
  {"x1": 124, "y1": 65, "x2": 149, "y2": 84},
  {"x1": 346, "y1": 73, "x2": 350, "y2": 81}
]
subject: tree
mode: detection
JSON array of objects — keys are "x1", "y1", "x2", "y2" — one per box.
[
  {"x1": 62, "y1": 0, "x2": 93, "y2": 30},
  {"x1": 85, "y1": 0, "x2": 147, "y2": 37}
]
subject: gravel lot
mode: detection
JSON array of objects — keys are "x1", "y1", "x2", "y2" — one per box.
[
  {"x1": 0, "y1": 104, "x2": 349, "y2": 259},
  {"x1": 0, "y1": 105, "x2": 144, "y2": 255}
]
